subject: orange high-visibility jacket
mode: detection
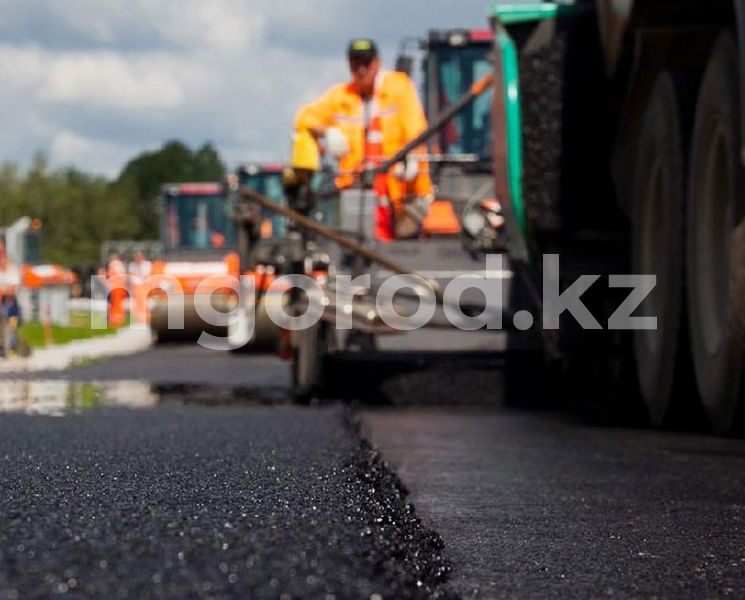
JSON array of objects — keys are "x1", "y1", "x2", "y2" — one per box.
[{"x1": 294, "y1": 70, "x2": 433, "y2": 213}]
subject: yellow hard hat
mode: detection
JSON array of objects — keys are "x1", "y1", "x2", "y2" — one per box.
[{"x1": 291, "y1": 129, "x2": 320, "y2": 172}]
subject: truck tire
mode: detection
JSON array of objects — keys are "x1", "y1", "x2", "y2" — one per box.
[
  {"x1": 292, "y1": 320, "x2": 330, "y2": 402},
  {"x1": 687, "y1": 32, "x2": 745, "y2": 433},
  {"x1": 504, "y1": 262, "x2": 547, "y2": 408},
  {"x1": 631, "y1": 71, "x2": 698, "y2": 427},
  {"x1": 228, "y1": 298, "x2": 280, "y2": 353},
  {"x1": 150, "y1": 320, "x2": 172, "y2": 344}
]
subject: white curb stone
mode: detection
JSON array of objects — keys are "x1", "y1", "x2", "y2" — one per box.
[{"x1": 0, "y1": 326, "x2": 153, "y2": 374}]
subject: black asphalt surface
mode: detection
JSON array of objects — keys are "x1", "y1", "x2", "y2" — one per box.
[
  {"x1": 22, "y1": 344, "x2": 291, "y2": 390},
  {"x1": 362, "y1": 408, "x2": 745, "y2": 599},
  {"x1": 3, "y1": 344, "x2": 745, "y2": 599},
  {"x1": 0, "y1": 405, "x2": 451, "y2": 599}
]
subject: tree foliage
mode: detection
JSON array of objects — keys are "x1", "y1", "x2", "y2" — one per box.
[
  {"x1": 0, "y1": 141, "x2": 226, "y2": 266},
  {"x1": 116, "y1": 140, "x2": 225, "y2": 237}
]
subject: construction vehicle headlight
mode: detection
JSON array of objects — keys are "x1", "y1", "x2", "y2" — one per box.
[
  {"x1": 224, "y1": 290, "x2": 239, "y2": 310},
  {"x1": 448, "y1": 30, "x2": 468, "y2": 47}
]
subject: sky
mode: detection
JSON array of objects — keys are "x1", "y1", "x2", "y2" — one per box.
[{"x1": 0, "y1": 0, "x2": 496, "y2": 178}]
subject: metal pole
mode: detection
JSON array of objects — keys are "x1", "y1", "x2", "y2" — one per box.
[
  {"x1": 375, "y1": 72, "x2": 495, "y2": 174},
  {"x1": 240, "y1": 188, "x2": 444, "y2": 302}
]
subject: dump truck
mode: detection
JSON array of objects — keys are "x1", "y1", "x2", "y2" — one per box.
[
  {"x1": 149, "y1": 182, "x2": 239, "y2": 342},
  {"x1": 479, "y1": 1, "x2": 745, "y2": 433}
]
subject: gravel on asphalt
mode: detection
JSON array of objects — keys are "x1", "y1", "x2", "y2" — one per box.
[{"x1": 0, "y1": 404, "x2": 453, "y2": 599}]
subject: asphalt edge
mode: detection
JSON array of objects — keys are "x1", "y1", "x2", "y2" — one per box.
[{"x1": 345, "y1": 409, "x2": 457, "y2": 599}]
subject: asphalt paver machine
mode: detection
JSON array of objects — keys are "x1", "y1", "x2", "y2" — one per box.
[
  {"x1": 228, "y1": 163, "x2": 339, "y2": 353},
  {"x1": 240, "y1": 29, "x2": 527, "y2": 400}
]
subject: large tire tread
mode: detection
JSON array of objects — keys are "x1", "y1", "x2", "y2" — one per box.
[
  {"x1": 687, "y1": 32, "x2": 745, "y2": 433},
  {"x1": 630, "y1": 70, "x2": 702, "y2": 428}
]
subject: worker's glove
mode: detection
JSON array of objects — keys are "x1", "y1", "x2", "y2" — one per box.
[
  {"x1": 395, "y1": 195, "x2": 432, "y2": 239},
  {"x1": 324, "y1": 127, "x2": 350, "y2": 160},
  {"x1": 282, "y1": 167, "x2": 314, "y2": 214},
  {"x1": 407, "y1": 194, "x2": 432, "y2": 223},
  {"x1": 392, "y1": 157, "x2": 420, "y2": 182}
]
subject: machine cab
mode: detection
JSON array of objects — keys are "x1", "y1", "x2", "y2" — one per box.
[
  {"x1": 160, "y1": 182, "x2": 235, "y2": 258},
  {"x1": 393, "y1": 29, "x2": 504, "y2": 252},
  {"x1": 235, "y1": 163, "x2": 288, "y2": 240},
  {"x1": 422, "y1": 29, "x2": 495, "y2": 168}
]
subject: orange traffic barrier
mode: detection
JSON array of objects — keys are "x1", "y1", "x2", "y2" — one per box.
[
  {"x1": 424, "y1": 200, "x2": 462, "y2": 235},
  {"x1": 108, "y1": 286, "x2": 128, "y2": 328}
]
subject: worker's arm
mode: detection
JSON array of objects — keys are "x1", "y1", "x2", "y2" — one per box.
[
  {"x1": 293, "y1": 85, "x2": 350, "y2": 170},
  {"x1": 294, "y1": 85, "x2": 342, "y2": 137},
  {"x1": 395, "y1": 74, "x2": 433, "y2": 196},
  {"x1": 397, "y1": 74, "x2": 429, "y2": 144}
]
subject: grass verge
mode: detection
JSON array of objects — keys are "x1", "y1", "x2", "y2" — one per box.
[{"x1": 19, "y1": 311, "x2": 121, "y2": 349}]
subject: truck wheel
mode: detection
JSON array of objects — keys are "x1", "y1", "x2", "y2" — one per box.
[
  {"x1": 631, "y1": 72, "x2": 697, "y2": 427},
  {"x1": 228, "y1": 299, "x2": 280, "y2": 353},
  {"x1": 292, "y1": 320, "x2": 330, "y2": 402},
  {"x1": 687, "y1": 33, "x2": 744, "y2": 433},
  {"x1": 150, "y1": 322, "x2": 170, "y2": 344},
  {"x1": 227, "y1": 305, "x2": 252, "y2": 351},
  {"x1": 504, "y1": 262, "x2": 552, "y2": 408}
]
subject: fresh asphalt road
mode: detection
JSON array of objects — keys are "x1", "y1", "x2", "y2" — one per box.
[
  {"x1": 1, "y1": 343, "x2": 745, "y2": 598},
  {"x1": 362, "y1": 408, "x2": 745, "y2": 599},
  {"x1": 0, "y1": 404, "x2": 452, "y2": 599}
]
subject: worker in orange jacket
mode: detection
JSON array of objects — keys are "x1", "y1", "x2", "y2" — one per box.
[
  {"x1": 106, "y1": 251, "x2": 128, "y2": 328},
  {"x1": 292, "y1": 39, "x2": 434, "y2": 240}
]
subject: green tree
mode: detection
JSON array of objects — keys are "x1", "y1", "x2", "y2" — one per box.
[
  {"x1": 0, "y1": 141, "x2": 226, "y2": 265},
  {"x1": 0, "y1": 161, "x2": 23, "y2": 225},
  {"x1": 116, "y1": 140, "x2": 226, "y2": 237}
]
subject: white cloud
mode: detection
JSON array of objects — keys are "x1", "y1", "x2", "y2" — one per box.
[
  {"x1": 143, "y1": 1, "x2": 262, "y2": 52},
  {"x1": 0, "y1": 44, "x2": 45, "y2": 88},
  {"x1": 0, "y1": 0, "x2": 493, "y2": 176},
  {"x1": 50, "y1": 130, "x2": 137, "y2": 176},
  {"x1": 40, "y1": 51, "x2": 186, "y2": 109},
  {"x1": 39, "y1": 0, "x2": 263, "y2": 52}
]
